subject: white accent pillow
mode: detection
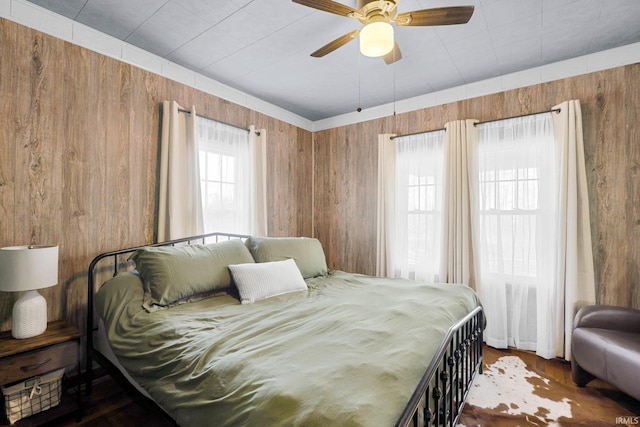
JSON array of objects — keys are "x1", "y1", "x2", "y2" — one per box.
[{"x1": 229, "y1": 258, "x2": 308, "y2": 304}]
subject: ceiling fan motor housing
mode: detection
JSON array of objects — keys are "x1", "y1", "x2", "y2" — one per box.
[{"x1": 355, "y1": 0, "x2": 398, "y2": 23}]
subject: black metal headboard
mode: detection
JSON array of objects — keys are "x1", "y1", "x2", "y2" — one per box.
[{"x1": 85, "y1": 232, "x2": 249, "y2": 395}]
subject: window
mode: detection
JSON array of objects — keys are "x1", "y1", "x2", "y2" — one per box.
[
  {"x1": 407, "y1": 173, "x2": 439, "y2": 264},
  {"x1": 199, "y1": 150, "x2": 237, "y2": 232},
  {"x1": 477, "y1": 117, "x2": 554, "y2": 282},
  {"x1": 392, "y1": 131, "x2": 445, "y2": 281},
  {"x1": 478, "y1": 164, "x2": 540, "y2": 278},
  {"x1": 197, "y1": 118, "x2": 252, "y2": 235},
  {"x1": 477, "y1": 114, "x2": 556, "y2": 350}
]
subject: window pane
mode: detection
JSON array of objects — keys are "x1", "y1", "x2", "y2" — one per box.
[
  {"x1": 425, "y1": 184, "x2": 435, "y2": 211},
  {"x1": 208, "y1": 152, "x2": 220, "y2": 181},
  {"x1": 222, "y1": 183, "x2": 235, "y2": 207},
  {"x1": 408, "y1": 186, "x2": 419, "y2": 211},
  {"x1": 518, "y1": 180, "x2": 538, "y2": 210},
  {"x1": 221, "y1": 155, "x2": 235, "y2": 183},
  {"x1": 498, "y1": 180, "x2": 515, "y2": 210},
  {"x1": 199, "y1": 151, "x2": 207, "y2": 180},
  {"x1": 499, "y1": 169, "x2": 515, "y2": 181},
  {"x1": 207, "y1": 182, "x2": 221, "y2": 209},
  {"x1": 483, "y1": 181, "x2": 496, "y2": 210}
]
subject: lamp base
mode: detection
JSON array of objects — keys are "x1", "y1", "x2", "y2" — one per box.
[{"x1": 12, "y1": 290, "x2": 48, "y2": 339}]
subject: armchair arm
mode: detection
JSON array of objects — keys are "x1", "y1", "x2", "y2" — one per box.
[{"x1": 573, "y1": 304, "x2": 640, "y2": 333}]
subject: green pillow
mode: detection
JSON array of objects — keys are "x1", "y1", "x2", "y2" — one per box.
[
  {"x1": 130, "y1": 239, "x2": 254, "y2": 311},
  {"x1": 244, "y1": 236, "x2": 328, "y2": 279}
]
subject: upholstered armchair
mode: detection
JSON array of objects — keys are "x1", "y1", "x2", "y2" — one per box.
[{"x1": 571, "y1": 304, "x2": 640, "y2": 401}]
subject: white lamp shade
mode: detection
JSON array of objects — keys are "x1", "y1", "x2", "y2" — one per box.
[
  {"x1": 0, "y1": 245, "x2": 59, "y2": 292},
  {"x1": 360, "y1": 22, "x2": 394, "y2": 57},
  {"x1": 0, "y1": 245, "x2": 58, "y2": 339}
]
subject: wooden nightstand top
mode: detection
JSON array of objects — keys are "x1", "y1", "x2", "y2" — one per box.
[{"x1": 0, "y1": 320, "x2": 81, "y2": 359}]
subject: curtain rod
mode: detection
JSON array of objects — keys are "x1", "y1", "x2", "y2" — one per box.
[
  {"x1": 177, "y1": 108, "x2": 260, "y2": 136},
  {"x1": 390, "y1": 127, "x2": 445, "y2": 140},
  {"x1": 473, "y1": 107, "x2": 561, "y2": 127},
  {"x1": 391, "y1": 107, "x2": 562, "y2": 139}
]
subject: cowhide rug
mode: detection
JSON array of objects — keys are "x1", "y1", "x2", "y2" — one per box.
[{"x1": 458, "y1": 350, "x2": 640, "y2": 426}]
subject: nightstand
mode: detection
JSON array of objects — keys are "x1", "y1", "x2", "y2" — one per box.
[{"x1": 0, "y1": 320, "x2": 81, "y2": 425}]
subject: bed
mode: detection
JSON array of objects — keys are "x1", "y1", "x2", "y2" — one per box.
[{"x1": 86, "y1": 232, "x2": 483, "y2": 427}]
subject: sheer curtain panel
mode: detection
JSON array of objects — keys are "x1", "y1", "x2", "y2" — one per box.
[
  {"x1": 157, "y1": 101, "x2": 204, "y2": 241},
  {"x1": 197, "y1": 118, "x2": 253, "y2": 235},
  {"x1": 475, "y1": 113, "x2": 557, "y2": 354},
  {"x1": 392, "y1": 130, "x2": 446, "y2": 281},
  {"x1": 376, "y1": 131, "x2": 446, "y2": 280}
]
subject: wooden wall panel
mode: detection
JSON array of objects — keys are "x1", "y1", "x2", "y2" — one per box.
[
  {"x1": 314, "y1": 123, "x2": 377, "y2": 273},
  {"x1": 0, "y1": 18, "x2": 313, "y2": 333},
  {"x1": 314, "y1": 63, "x2": 640, "y2": 309},
  {"x1": 60, "y1": 44, "x2": 90, "y2": 328},
  {"x1": 0, "y1": 20, "x2": 17, "y2": 320},
  {"x1": 2, "y1": 13, "x2": 638, "y2": 344},
  {"x1": 265, "y1": 124, "x2": 314, "y2": 237},
  {"x1": 626, "y1": 65, "x2": 640, "y2": 308}
]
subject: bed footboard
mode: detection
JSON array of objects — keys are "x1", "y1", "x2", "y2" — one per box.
[{"x1": 396, "y1": 306, "x2": 484, "y2": 427}]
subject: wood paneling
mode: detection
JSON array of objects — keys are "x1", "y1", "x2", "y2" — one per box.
[
  {"x1": 313, "y1": 124, "x2": 377, "y2": 273},
  {"x1": 0, "y1": 18, "x2": 313, "y2": 334},
  {"x1": 314, "y1": 63, "x2": 640, "y2": 309},
  {"x1": 2, "y1": 14, "x2": 638, "y2": 346}
]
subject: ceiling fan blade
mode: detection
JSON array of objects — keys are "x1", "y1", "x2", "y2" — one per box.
[
  {"x1": 383, "y1": 41, "x2": 402, "y2": 64},
  {"x1": 395, "y1": 6, "x2": 474, "y2": 26},
  {"x1": 292, "y1": 0, "x2": 357, "y2": 17},
  {"x1": 311, "y1": 29, "x2": 360, "y2": 57}
]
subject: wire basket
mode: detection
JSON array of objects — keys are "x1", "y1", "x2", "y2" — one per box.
[{"x1": 1, "y1": 368, "x2": 65, "y2": 424}]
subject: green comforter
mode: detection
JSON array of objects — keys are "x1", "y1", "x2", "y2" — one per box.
[{"x1": 95, "y1": 270, "x2": 481, "y2": 427}]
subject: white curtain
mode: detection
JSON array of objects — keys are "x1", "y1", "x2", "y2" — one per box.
[
  {"x1": 250, "y1": 126, "x2": 268, "y2": 236},
  {"x1": 377, "y1": 102, "x2": 595, "y2": 360},
  {"x1": 249, "y1": 125, "x2": 267, "y2": 236},
  {"x1": 376, "y1": 134, "x2": 396, "y2": 277},
  {"x1": 157, "y1": 101, "x2": 204, "y2": 241},
  {"x1": 475, "y1": 102, "x2": 596, "y2": 359},
  {"x1": 441, "y1": 120, "x2": 479, "y2": 288},
  {"x1": 475, "y1": 114, "x2": 556, "y2": 354},
  {"x1": 392, "y1": 131, "x2": 446, "y2": 281},
  {"x1": 550, "y1": 100, "x2": 596, "y2": 360},
  {"x1": 197, "y1": 118, "x2": 259, "y2": 236}
]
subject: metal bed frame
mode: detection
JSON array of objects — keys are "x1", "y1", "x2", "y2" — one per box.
[{"x1": 86, "y1": 232, "x2": 483, "y2": 427}]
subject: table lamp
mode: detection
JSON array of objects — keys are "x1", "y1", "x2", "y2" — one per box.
[{"x1": 0, "y1": 245, "x2": 59, "y2": 339}]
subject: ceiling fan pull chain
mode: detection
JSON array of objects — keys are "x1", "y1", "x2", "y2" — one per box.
[
  {"x1": 393, "y1": 51, "x2": 396, "y2": 116},
  {"x1": 357, "y1": 50, "x2": 362, "y2": 112}
]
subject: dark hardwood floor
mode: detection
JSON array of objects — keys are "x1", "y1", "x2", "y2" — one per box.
[
  {"x1": 46, "y1": 346, "x2": 638, "y2": 426},
  {"x1": 51, "y1": 375, "x2": 173, "y2": 427}
]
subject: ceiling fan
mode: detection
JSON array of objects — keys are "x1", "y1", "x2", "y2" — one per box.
[{"x1": 293, "y1": 0, "x2": 474, "y2": 64}]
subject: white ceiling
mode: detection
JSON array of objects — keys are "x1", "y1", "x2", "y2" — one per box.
[{"x1": 27, "y1": 0, "x2": 640, "y2": 121}]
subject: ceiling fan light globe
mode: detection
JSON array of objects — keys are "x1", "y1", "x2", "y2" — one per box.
[{"x1": 360, "y1": 22, "x2": 394, "y2": 57}]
